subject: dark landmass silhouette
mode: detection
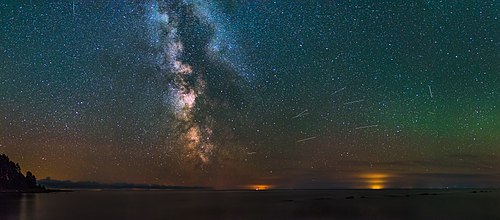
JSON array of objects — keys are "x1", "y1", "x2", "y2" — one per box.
[
  {"x1": 38, "y1": 178, "x2": 212, "y2": 190},
  {"x1": 0, "y1": 153, "x2": 209, "y2": 191},
  {"x1": 0, "y1": 154, "x2": 46, "y2": 192}
]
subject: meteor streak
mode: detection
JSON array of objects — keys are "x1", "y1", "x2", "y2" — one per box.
[{"x1": 296, "y1": 136, "x2": 317, "y2": 143}]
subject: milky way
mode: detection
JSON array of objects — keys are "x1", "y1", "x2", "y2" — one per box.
[{"x1": 146, "y1": 0, "x2": 246, "y2": 166}]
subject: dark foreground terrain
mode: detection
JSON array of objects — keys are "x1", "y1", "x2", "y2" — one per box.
[{"x1": 0, "y1": 189, "x2": 498, "y2": 220}]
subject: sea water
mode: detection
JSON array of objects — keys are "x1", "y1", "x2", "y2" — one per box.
[{"x1": 0, "y1": 189, "x2": 498, "y2": 220}]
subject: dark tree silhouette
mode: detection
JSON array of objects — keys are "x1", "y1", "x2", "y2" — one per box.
[
  {"x1": 0, "y1": 154, "x2": 44, "y2": 191},
  {"x1": 26, "y1": 171, "x2": 37, "y2": 188}
]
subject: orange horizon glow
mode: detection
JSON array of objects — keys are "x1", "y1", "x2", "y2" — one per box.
[
  {"x1": 360, "y1": 173, "x2": 391, "y2": 190},
  {"x1": 369, "y1": 184, "x2": 384, "y2": 190},
  {"x1": 247, "y1": 184, "x2": 272, "y2": 191}
]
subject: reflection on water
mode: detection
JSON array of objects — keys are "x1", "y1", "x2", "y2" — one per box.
[
  {"x1": 19, "y1": 194, "x2": 36, "y2": 220},
  {"x1": 0, "y1": 193, "x2": 36, "y2": 220},
  {"x1": 0, "y1": 190, "x2": 499, "y2": 220}
]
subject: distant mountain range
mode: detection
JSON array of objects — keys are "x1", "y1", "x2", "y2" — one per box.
[
  {"x1": 0, "y1": 154, "x2": 45, "y2": 192},
  {"x1": 38, "y1": 178, "x2": 211, "y2": 190}
]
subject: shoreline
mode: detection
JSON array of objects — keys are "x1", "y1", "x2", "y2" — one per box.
[{"x1": 0, "y1": 189, "x2": 73, "y2": 194}]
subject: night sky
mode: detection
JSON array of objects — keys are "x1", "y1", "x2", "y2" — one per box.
[{"x1": 1, "y1": 1, "x2": 499, "y2": 189}]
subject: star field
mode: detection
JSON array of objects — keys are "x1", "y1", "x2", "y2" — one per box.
[{"x1": 0, "y1": 0, "x2": 498, "y2": 189}]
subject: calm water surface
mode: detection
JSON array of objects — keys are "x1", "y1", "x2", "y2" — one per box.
[{"x1": 0, "y1": 189, "x2": 498, "y2": 220}]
